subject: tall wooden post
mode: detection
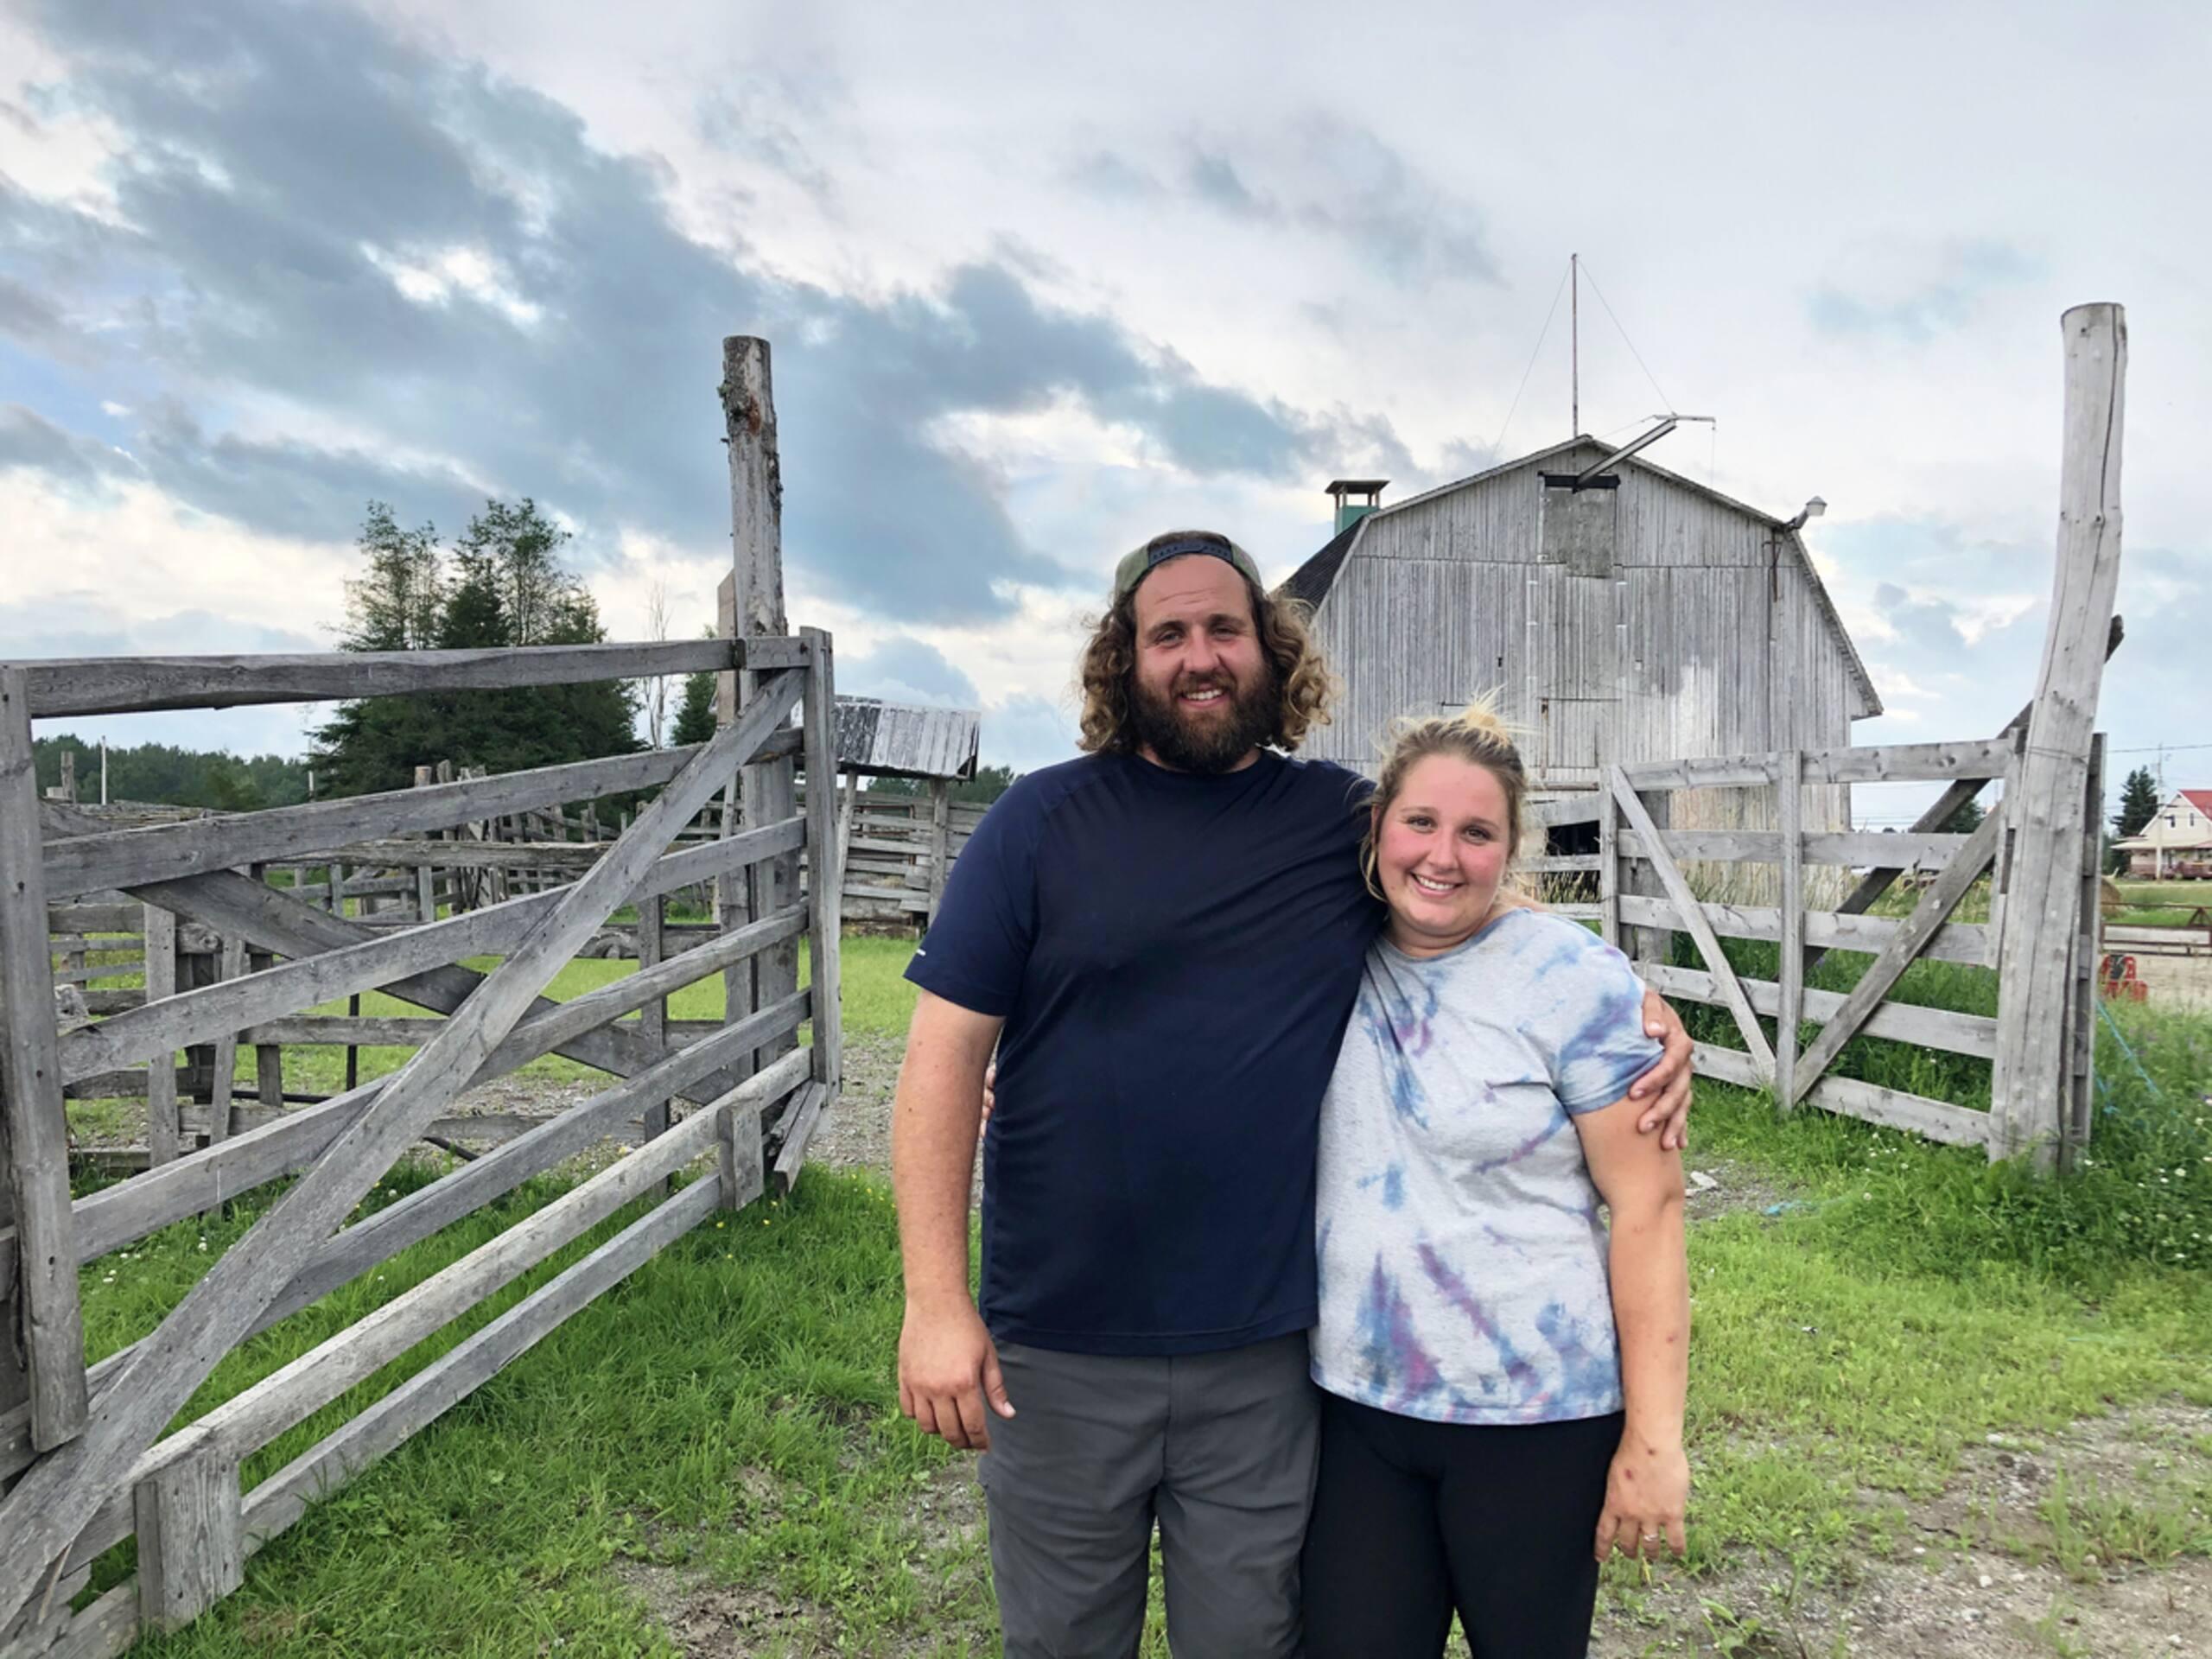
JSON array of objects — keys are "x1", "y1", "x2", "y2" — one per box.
[
  {"x1": 248, "y1": 867, "x2": 283, "y2": 1114},
  {"x1": 718, "y1": 337, "x2": 801, "y2": 1078},
  {"x1": 1991, "y1": 304, "x2": 2126, "y2": 1166},
  {"x1": 802, "y1": 629, "x2": 844, "y2": 1105},
  {"x1": 926, "y1": 779, "x2": 952, "y2": 929},
  {"x1": 1776, "y1": 749, "x2": 1804, "y2": 1110},
  {"x1": 0, "y1": 668, "x2": 89, "y2": 1452},
  {"x1": 2064, "y1": 734, "x2": 2106, "y2": 1165},
  {"x1": 143, "y1": 903, "x2": 181, "y2": 1166}
]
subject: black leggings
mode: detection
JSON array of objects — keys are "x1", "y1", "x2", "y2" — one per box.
[{"x1": 1300, "y1": 1393, "x2": 1623, "y2": 1658}]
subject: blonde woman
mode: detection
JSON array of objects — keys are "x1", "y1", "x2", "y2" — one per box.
[{"x1": 1300, "y1": 703, "x2": 1690, "y2": 1658}]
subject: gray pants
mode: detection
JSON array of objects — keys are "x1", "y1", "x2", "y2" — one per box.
[{"x1": 978, "y1": 1332, "x2": 1319, "y2": 1659}]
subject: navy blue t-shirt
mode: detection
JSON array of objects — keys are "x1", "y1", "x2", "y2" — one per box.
[{"x1": 905, "y1": 748, "x2": 1382, "y2": 1356}]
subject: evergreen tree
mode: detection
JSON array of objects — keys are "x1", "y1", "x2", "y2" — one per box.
[
  {"x1": 671, "y1": 670, "x2": 719, "y2": 747},
  {"x1": 312, "y1": 498, "x2": 642, "y2": 796},
  {"x1": 1943, "y1": 796, "x2": 1986, "y2": 834},
  {"x1": 2113, "y1": 766, "x2": 2162, "y2": 839}
]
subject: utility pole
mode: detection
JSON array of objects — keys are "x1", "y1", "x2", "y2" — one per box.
[{"x1": 1570, "y1": 252, "x2": 1580, "y2": 436}]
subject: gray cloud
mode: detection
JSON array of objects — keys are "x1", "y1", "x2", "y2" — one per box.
[
  {"x1": 1808, "y1": 240, "x2": 2039, "y2": 342},
  {"x1": 837, "y1": 634, "x2": 982, "y2": 710},
  {"x1": 1185, "y1": 150, "x2": 1276, "y2": 221},
  {"x1": 1071, "y1": 122, "x2": 1501, "y2": 289},
  {"x1": 4, "y1": 0, "x2": 1364, "y2": 626},
  {"x1": 0, "y1": 402, "x2": 139, "y2": 492},
  {"x1": 978, "y1": 692, "x2": 1078, "y2": 775},
  {"x1": 1064, "y1": 150, "x2": 1160, "y2": 201},
  {"x1": 696, "y1": 60, "x2": 846, "y2": 207}
]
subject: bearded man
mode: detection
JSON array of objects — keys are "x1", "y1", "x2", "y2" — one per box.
[{"x1": 892, "y1": 530, "x2": 1692, "y2": 1657}]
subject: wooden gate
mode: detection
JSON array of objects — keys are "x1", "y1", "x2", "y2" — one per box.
[{"x1": 0, "y1": 628, "x2": 843, "y2": 1653}]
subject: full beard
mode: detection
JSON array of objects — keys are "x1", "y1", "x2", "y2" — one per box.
[{"x1": 1128, "y1": 665, "x2": 1280, "y2": 773}]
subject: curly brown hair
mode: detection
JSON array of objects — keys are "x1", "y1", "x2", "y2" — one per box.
[{"x1": 1077, "y1": 571, "x2": 1336, "y2": 755}]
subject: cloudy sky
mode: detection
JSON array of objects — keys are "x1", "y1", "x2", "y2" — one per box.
[{"x1": 2, "y1": 0, "x2": 2204, "y2": 817}]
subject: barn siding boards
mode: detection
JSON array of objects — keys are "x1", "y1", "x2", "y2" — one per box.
[{"x1": 1294, "y1": 441, "x2": 1873, "y2": 791}]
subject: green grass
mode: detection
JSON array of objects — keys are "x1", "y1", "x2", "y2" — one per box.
[{"x1": 52, "y1": 939, "x2": 2212, "y2": 1654}]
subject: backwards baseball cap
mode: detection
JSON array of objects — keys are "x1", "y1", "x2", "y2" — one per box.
[{"x1": 1111, "y1": 529, "x2": 1264, "y2": 605}]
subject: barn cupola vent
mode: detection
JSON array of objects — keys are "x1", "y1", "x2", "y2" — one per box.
[{"x1": 1325, "y1": 479, "x2": 1388, "y2": 535}]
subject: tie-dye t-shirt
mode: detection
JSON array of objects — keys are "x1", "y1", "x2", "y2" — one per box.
[{"x1": 1312, "y1": 908, "x2": 1660, "y2": 1426}]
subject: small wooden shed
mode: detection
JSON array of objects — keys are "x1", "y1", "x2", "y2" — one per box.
[{"x1": 1279, "y1": 436, "x2": 1883, "y2": 866}]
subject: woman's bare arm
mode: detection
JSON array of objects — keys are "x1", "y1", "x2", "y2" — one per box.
[{"x1": 1575, "y1": 1092, "x2": 1690, "y2": 1561}]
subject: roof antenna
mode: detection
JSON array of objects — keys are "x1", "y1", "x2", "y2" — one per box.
[
  {"x1": 1570, "y1": 253, "x2": 1579, "y2": 437},
  {"x1": 1566, "y1": 412, "x2": 1716, "y2": 491}
]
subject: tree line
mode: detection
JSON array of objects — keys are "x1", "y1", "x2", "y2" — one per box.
[{"x1": 32, "y1": 737, "x2": 310, "y2": 811}]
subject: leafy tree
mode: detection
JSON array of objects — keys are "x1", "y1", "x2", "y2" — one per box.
[
  {"x1": 343, "y1": 502, "x2": 443, "y2": 651},
  {"x1": 2113, "y1": 766, "x2": 2162, "y2": 839}
]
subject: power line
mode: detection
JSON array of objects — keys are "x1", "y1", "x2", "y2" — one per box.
[
  {"x1": 1576, "y1": 259, "x2": 1674, "y2": 414},
  {"x1": 1492, "y1": 262, "x2": 1571, "y2": 459},
  {"x1": 2107, "y1": 741, "x2": 2212, "y2": 755}
]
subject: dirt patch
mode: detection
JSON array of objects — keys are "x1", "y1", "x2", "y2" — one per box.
[
  {"x1": 1594, "y1": 1397, "x2": 2212, "y2": 1656},
  {"x1": 607, "y1": 1557, "x2": 845, "y2": 1658},
  {"x1": 808, "y1": 1031, "x2": 904, "y2": 1177},
  {"x1": 609, "y1": 1459, "x2": 989, "y2": 1658},
  {"x1": 1682, "y1": 1157, "x2": 1803, "y2": 1224}
]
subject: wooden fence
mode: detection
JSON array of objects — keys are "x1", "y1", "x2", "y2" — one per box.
[
  {"x1": 0, "y1": 623, "x2": 846, "y2": 1656},
  {"x1": 1529, "y1": 727, "x2": 2104, "y2": 1159}
]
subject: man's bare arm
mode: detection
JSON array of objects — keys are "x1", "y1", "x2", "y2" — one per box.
[{"x1": 892, "y1": 989, "x2": 1012, "y2": 1450}]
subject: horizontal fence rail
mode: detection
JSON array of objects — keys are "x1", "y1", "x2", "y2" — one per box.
[{"x1": 9, "y1": 637, "x2": 809, "y2": 718}]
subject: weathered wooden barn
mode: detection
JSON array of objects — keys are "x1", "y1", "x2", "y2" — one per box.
[{"x1": 1278, "y1": 436, "x2": 1883, "y2": 861}]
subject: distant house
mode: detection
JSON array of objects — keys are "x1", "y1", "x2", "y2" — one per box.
[
  {"x1": 2113, "y1": 789, "x2": 2212, "y2": 878},
  {"x1": 1276, "y1": 437, "x2": 1881, "y2": 868}
]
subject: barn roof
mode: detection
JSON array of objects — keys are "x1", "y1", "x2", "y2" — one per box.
[
  {"x1": 833, "y1": 696, "x2": 980, "y2": 780},
  {"x1": 1274, "y1": 435, "x2": 1883, "y2": 719}
]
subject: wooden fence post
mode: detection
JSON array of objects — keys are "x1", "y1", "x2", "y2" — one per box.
[
  {"x1": 639, "y1": 891, "x2": 671, "y2": 1156},
  {"x1": 143, "y1": 903, "x2": 181, "y2": 1166},
  {"x1": 802, "y1": 628, "x2": 842, "y2": 1103},
  {"x1": 1623, "y1": 788, "x2": 1673, "y2": 969},
  {"x1": 2064, "y1": 734, "x2": 2106, "y2": 1165},
  {"x1": 245, "y1": 865, "x2": 284, "y2": 1116},
  {"x1": 1776, "y1": 750, "x2": 1804, "y2": 1109},
  {"x1": 1597, "y1": 769, "x2": 1621, "y2": 951},
  {"x1": 0, "y1": 668, "x2": 90, "y2": 1452},
  {"x1": 134, "y1": 1443, "x2": 244, "y2": 1632},
  {"x1": 413, "y1": 768, "x2": 439, "y2": 924},
  {"x1": 719, "y1": 335, "x2": 801, "y2": 1080},
  {"x1": 926, "y1": 778, "x2": 952, "y2": 929},
  {"x1": 206, "y1": 931, "x2": 248, "y2": 1148},
  {"x1": 1991, "y1": 304, "x2": 2127, "y2": 1166}
]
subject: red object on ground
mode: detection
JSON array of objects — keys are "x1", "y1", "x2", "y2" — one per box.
[{"x1": 2100, "y1": 954, "x2": 2149, "y2": 1002}]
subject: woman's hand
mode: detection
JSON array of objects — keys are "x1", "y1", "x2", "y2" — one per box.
[
  {"x1": 1629, "y1": 989, "x2": 1693, "y2": 1150},
  {"x1": 1594, "y1": 1436, "x2": 1688, "y2": 1563}
]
